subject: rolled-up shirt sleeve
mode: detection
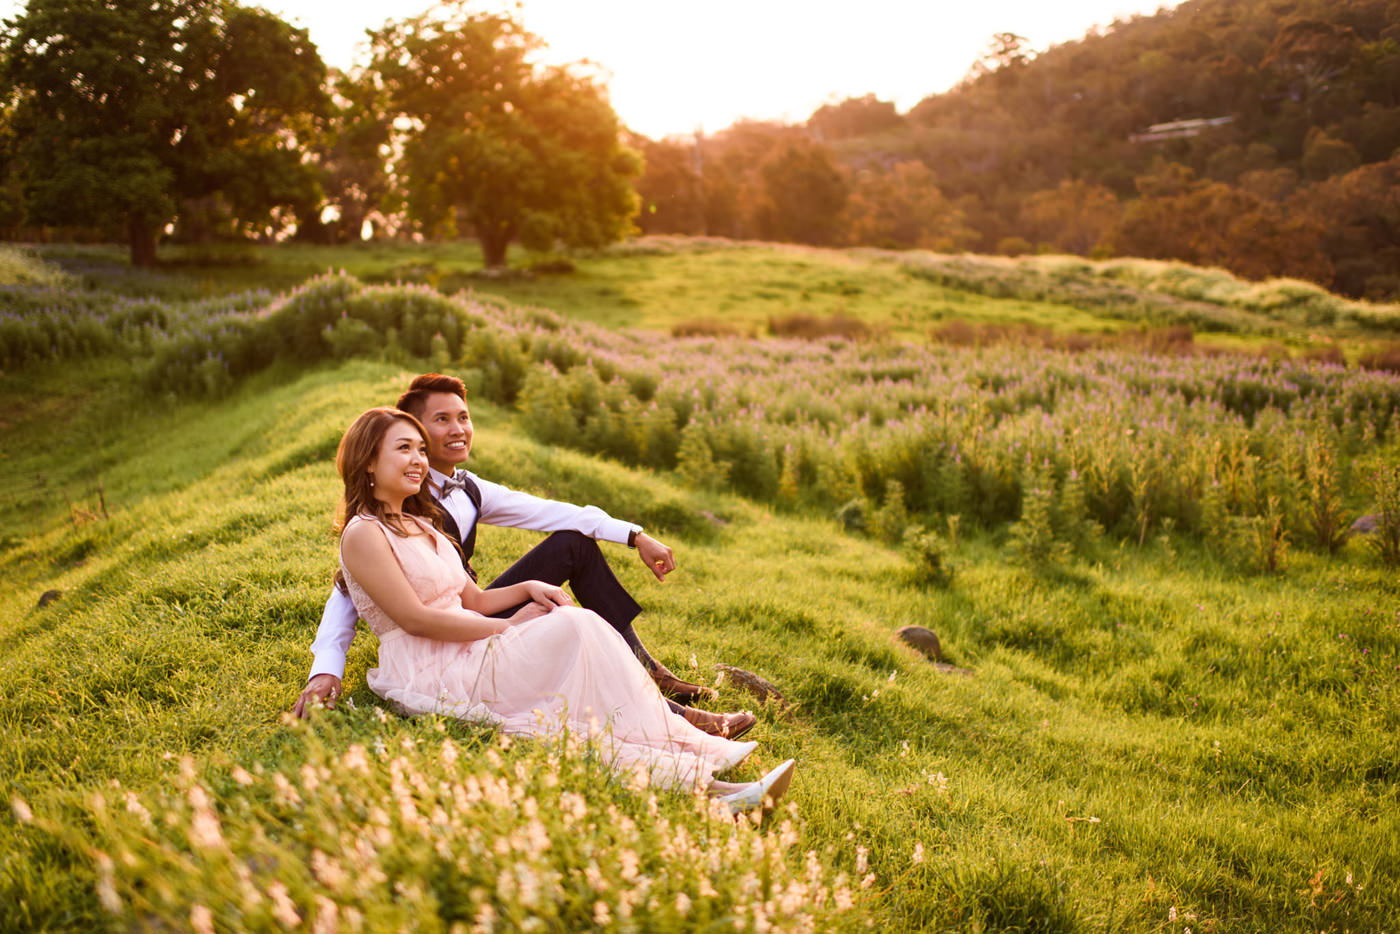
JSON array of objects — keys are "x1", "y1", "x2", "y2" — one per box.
[
  {"x1": 308, "y1": 584, "x2": 360, "y2": 682},
  {"x1": 472, "y1": 475, "x2": 639, "y2": 545}
]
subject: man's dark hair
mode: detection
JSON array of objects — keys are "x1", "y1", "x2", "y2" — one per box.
[{"x1": 396, "y1": 373, "x2": 467, "y2": 419}]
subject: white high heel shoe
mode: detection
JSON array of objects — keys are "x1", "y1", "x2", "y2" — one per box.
[
  {"x1": 717, "y1": 758, "x2": 795, "y2": 814},
  {"x1": 716, "y1": 740, "x2": 759, "y2": 773}
]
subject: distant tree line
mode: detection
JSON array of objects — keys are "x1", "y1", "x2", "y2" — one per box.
[
  {"x1": 635, "y1": 0, "x2": 1400, "y2": 300},
  {"x1": 1, "y1": 0, "x2": 1397, "y2": 296},
  {"x1": 0, "y1": 0, "x2": 637, "y2": 267}
]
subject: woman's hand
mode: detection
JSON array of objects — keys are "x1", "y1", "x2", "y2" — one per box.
[{"x1": 523, "y1": 581, "x2": 572, "y2": 611}]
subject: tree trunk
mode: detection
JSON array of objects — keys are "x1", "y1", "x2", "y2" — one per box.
[
  {"x1": 128, "y1": 213, "x2": 159, "y2": 267},
  {"x1": 476, "y1": 223, "x2": 511, "y2": 268}
]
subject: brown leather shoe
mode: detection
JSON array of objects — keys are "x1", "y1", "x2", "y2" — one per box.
[
  {"x1": 682, "y1": 707, "x2": 757, "y2": 740},
  {"x1": 651, "y1": 664, "x2": 718, "y2": 705}
]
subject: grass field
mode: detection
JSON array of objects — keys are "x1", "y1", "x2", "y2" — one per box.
[{"x1": 2, "y1": 240, "x2": 1398, "y2": 932}]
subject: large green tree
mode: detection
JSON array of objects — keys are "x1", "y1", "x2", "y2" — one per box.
[
  {"x1": 1, "y1": 0, "x2": 326, "y2": 265},
  {"x1": 368, "y1": 2, "x2": 639, "y2": 267}
]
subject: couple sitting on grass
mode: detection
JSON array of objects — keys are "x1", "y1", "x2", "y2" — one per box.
[{"x1": 292, "y1": 373, "x2": 795, "y2": 812}]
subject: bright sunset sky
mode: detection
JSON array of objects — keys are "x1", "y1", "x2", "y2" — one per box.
[{"x1": 2, "y1": 0, "x2": 1183, "y2": 139}]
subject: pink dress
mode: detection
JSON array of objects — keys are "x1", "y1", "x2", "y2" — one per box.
[{"x1": 340, "y1": 514, "x2": 752, "y2": 790}]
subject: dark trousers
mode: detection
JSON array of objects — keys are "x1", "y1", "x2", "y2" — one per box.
[
  {"x1": 484, "y1": 531, "x2": 686, "y2": 715},
  {"x1": 484, "y1": 530, "x2": 642, "y2": 628}
]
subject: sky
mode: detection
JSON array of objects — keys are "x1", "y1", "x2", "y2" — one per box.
[{"x1": 1, "y1": 0, "x2": 1182, "y2": 139}]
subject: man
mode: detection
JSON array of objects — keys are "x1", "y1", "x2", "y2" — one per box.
[{"x1": 293, "y1": 373, "x2": 754, "y2": 738}]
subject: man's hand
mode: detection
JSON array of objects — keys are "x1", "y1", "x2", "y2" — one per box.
[
  {"x1": 292, "y1": 674, "x2": 343, "y2": 719},
  {"x1": 635, "y1": 533, "x2": 676, "y2": 582}
]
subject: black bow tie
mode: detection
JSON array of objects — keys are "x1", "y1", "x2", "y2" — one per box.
[{"x1": 439, "y1": 471, "x2": 468, "y2": 497}]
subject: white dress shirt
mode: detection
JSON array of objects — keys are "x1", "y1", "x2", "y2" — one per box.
[{"x1": 307, "y1": 466, "x2": 641, "y2": 682}]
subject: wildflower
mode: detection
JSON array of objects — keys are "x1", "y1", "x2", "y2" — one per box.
[
  {"x1": 471, "y1": 903, "x2": 496, "y2": 934},
  {"x1": 1169, "y1": 906, "x2": 1177, "y2": 921},
  {"x1": 689, "y1": 653, "x2": 698, "y2": 669},
  {"x1": 312, "y1": 896, "x2": 339, "y2": 934},
  {"x1": 187, "y1": 787, "x2": 224, "y2": 849},
  {"x1": 300, "y1": 763, "x2": 321, "y2": 793},
  {"x1": 272, "y1": 773, "x2": 301, "y2": 806},
  {"x1": 122, "y1": 792, "x2": 152, "y2": 826},
  {"x1": 620, "y1": 848, "x2": 640, "y2": 882},
  {"x1": 912, "y1": 842, "x2": 925, "y2": 864},
  {"x1": 855, "y1": 845, "x2": 869, "y2": 875},
  {"x1": 268, "y1": 881, "x2": 301, "y2": 927},
  {"x1": 675, "y1": 891, "x2": 692, "y2": 915},
  {"x1": 190, "y1": 904, "x2": 215, "y2": 934},
  {"x1": 94, "y1": 851, "x2": 121, "y2": 912},
  {"x1": 11, "y1": 796, "x2": 33, "y2": 824},
  {"x1": 312, "y1": 850, "x2": 347, "y2": 889},
  {"x1": 593, "y1": 901, "x2": 612, "y2": 925},
  {"x1": 900, "y1": 740, "x2": 910, "y2": 758},
  {"x1": 441, "y1": 739, "x2": 459, "y2": 768},
  {"x1": 230, "y1": 765, "x2": 255, "y2": 786}
]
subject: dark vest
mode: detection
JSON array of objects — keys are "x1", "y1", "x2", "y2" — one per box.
[{"x1": 435, "y1": 473, "x2": 483, "y2": 581}]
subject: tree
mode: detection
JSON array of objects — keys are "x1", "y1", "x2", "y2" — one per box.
[
  {"x1": 1020, "y1": 179, "x2": 1121, "y2": 254},
  {"x1": 0, "y1": 0, "x2": 326, "y2": 265},
  {"x1": 369, "y1": 3, "x2": 640, "y2": 267},
  {"x1": 807, "y1": 94, "x2": 903, "y2": 141},
  {"x1": 844, "y1": 161, "x2": 974, "y2": 250},
  {"x1": 633, "y1": 136, "x2": 706, "y2": 235},
  {"x1": 753, "y1": 139, "x2": 848, "y2": 246},
  {"x1": 302, "y1": 68, "x2": 395, "y2": 243},
  {"x1": 1117, "y1": 168, "x2": 1332, "y2": 284}
]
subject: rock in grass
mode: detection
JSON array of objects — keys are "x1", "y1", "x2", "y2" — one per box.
[
  {"x1": 1351, "y1": 513, "x2": 1380, "y2": 534},
  {"x1": 37, "y1": 589, "x2": 62, "y2": 608},
  {"x1": 898, "y1": 626, "x2": 974, "y2": 675},
  {"x1": 714, "y1": 665, "x2": 787, "y2": 707},
  {"x1": 897, "y1": 625, "x2": 944, "y2": 662}
]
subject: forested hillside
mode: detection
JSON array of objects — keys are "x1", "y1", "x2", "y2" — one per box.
[{"x1": 634, "y1": 0, "x2": 1400, "y2": 299}]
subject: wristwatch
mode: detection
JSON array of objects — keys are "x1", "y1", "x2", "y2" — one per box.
[{"x1": 627, "y1": 528, "x2": 640, "y2": 548}]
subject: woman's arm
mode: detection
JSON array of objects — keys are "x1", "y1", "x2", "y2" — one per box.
[
  {"x1": 459, "y1": 576, "x2": 572, "y2": 616},
  {"x1": 341, "y1": 522, "x2": 505, "y2": 642}
]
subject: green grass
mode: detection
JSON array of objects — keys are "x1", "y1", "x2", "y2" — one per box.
[
  {"x1": 31, "y1": 236, "x2": 1398, "y2": 353},
  {"x1": 3, "y1": 354, "x2": 1398, "y2": 932}
]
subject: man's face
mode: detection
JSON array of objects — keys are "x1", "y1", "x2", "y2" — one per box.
[{"x1": 418, "y1": 392, "x2": 473, "y2": 474}]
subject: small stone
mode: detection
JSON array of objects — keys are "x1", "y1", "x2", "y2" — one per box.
[
  {"x1": 897, "y1": 626, "x2": 944, "y2": 662},
  {"x1": 1350, "y1": 514, "x2": 1380, "y2": 534},
  {"x1": 713, "y1": 664, "x2": 787, "y2": 707},
  {"x1": 37, "y1": 589, "x2": 62, "y2": 608},
  {"x1": 931, "y1": 662, "x2": 974, "y2": 677}
]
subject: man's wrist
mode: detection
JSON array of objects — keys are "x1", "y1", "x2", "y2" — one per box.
[{"x1": 628, "y1": 528, "x2": 641, "y2": 548}]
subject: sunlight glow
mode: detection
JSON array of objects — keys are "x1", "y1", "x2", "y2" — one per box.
[{"x1": 0, "y1": 0, "x2": 1181, "y2": 138}]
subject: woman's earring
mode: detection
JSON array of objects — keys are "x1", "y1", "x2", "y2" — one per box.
[{"x1": 368, "y1": 475, "x2": 375, "y2": 487}]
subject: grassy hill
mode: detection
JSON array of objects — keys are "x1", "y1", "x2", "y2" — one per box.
[{"x1": 2, "y1": 239, "x2": 1398, "y2": 932}]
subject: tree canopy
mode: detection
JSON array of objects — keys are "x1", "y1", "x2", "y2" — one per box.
[
  {"x1": 367, "y1": 2, "x2": 640, "y2": 267},
  {"x1": 1, "y1": 0, "x2": 327, "y2": 265}
]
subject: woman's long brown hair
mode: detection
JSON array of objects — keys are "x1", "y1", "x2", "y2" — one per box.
[{"x1": 333, "y1": 407, "x2": 450, "y2": 592}]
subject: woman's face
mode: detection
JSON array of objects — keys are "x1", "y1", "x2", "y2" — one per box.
[{"x1": 368, "y1": 420, "x2": 428, "y2": 505}]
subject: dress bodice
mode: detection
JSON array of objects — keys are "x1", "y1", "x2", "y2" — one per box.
[{"x1": 339, "y1": 514, "x2": 468, "y2": 639}]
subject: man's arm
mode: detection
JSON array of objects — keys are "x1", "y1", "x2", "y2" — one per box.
[
  {"x1": 291, "y1": 585, "x2": 359, "y2": 718},
  {"x1": 473, "y1": 475, "x2": 638, "y2": 544},
  {"x1": 473, "y1": 474, "x2": 676, "y2": 580}
]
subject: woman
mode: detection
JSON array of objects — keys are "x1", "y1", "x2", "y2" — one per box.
[{"x1": 333, "y1": 407, "x2": 794, "y2": 810}]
